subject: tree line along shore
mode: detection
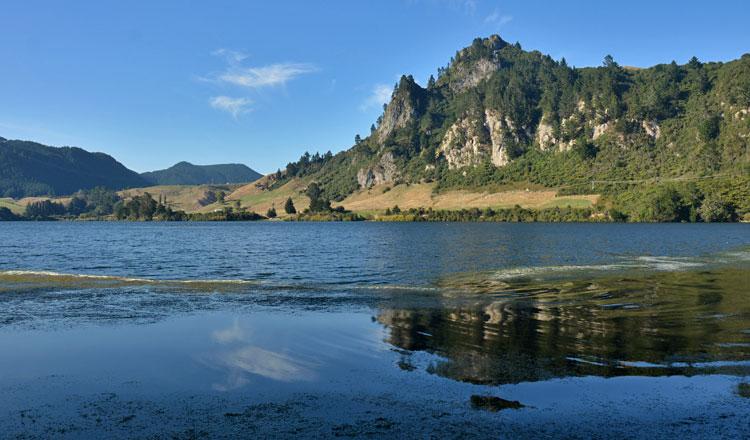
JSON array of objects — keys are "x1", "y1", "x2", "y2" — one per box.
[{"x1": 1, "y1": 181, "x2": 747, "y2": 223}]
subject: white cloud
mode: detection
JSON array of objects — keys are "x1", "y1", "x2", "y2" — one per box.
[
  {"x1": 407, "y1": 0, "x2": 477, "y2": 14},
  {"x1": 209, "y1": 96, "x2": 252, "y2": 118},
  {"x1": 218, "y1": 63, "x2": 318, "y2": 89},
  {"x1": 462, "y1": 0, "x2": 477, "y2": 14},
  {"x1": 212, "y1": 320, "x2": 246, "y2": 344},
  {"x1": 485, "y1": 9, "x2": 513, "y2": 26},
  {"x1": 201, "y1": 49, "x2": 316, "y2": 116},
  {"x1": 360, "y1": 84, "x2": 393, "y2": 111},
  {"x1": 212, "y1": 48, "x2": 248, "y2": 64}
]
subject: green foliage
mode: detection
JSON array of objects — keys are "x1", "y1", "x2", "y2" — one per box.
[
  {"x1": 305, "y1": 182, "x2": 331, "y2": 212},
  {"x1": 76, "y1": 187, "x2": 121, "y2": 216},
  {"x1": 0, "y1": 207, "x2": 19, "y2": 221},
  {"x1": 284, "y1": 197, "x2": 296, "y2": 214},
  {"x1": 289, "y1": 210, "x2": 365, "y2": 222},
  {"x1": 113, "y1": 192, "x2": 186, "y2": 221},
  {"x1": 280, "y1": 36, "x2": 749, "y2": 213},
  {"x1": 188, "y1": 208, "x2": 263, "y2": 221},
  {"x1": 67, "y1": 196, "x2": 88, "y2": 216},
  {"x1": 378, "y1": 206, "x2": 599, "y2": 222},
  {"x1": 141, "y1": 162, "x2": 261, "y2": 185},
  {"x1": 266, "y1": 206, "x2": 277, "y2": 218},
  {"x1": 698, "y1": 193, "x2": 736, "y2": 222},
  {"x1": 24, "y1": 200, "x2": 66, "y2": 219},
  {"x1": 572, "y1": 137, "x2": 598, "y2": 160},
  {"x1": 698, "y1": 115, "x2": 721, "y2": 142},
  {"x1": 0, "y1": 138, "x2": 148, "y2": 197},
  {"x1": 605, "y1": 178, "x2": 748, "y2": 222}
]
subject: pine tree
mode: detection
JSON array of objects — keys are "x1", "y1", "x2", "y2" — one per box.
[{"x1": 284, "y1": 197, "x2": 296, "y2": 214}]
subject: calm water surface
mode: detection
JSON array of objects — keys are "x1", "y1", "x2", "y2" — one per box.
[{"x1": 0, "y1": 222, "x2": 749, "y2": 438}]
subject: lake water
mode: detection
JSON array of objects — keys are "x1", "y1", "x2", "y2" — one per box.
[{"x1": 1, "y1": 222, "x2": 749, "y2": 438}]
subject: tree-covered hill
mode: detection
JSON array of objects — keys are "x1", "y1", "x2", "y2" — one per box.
[
  {"x1": 141, "y1": 161, "x2": 262, "y2": 186},
  {"x1": 0, "y1": 138, "x2": 149, "y2": 197},
  {"x1": 269, "y1": 35, "x2": 750, "y2": 220}
]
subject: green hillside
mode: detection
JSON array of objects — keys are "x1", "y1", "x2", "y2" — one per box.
[
  {"x1": 142, "y1": 161, "x2": 262, "y2": 186},
  {"x1": 0, "y1": 138, "x2": 149, "y2": 197},
  {"x1": 267, "y1": 35, "x2": 750, "y2": 221}
]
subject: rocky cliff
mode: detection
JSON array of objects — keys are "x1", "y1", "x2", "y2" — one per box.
[{"x1": 277, "y1": 35, "x2": 750, "y2": 201}]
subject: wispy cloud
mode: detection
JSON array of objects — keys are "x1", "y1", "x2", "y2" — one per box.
[
  {"x1": 212, "y1": 320, "x2": 246, "y2": 344},
  {"x1": 407, "y1": 0, "x2": 477, "y2": 14},
  {"x1": 212, "y1": 48, "x2": 248, "y2": 64},
  {"x1": 360, "y1": 84, "x2": 393, "y2": 111},
  {"x1": 209, "y1": 96, "x2": 252, "y2": 118},
  {"x1": 202, "y1": 49, "x2": 317, "y2": 117},
  {"x1": 218, "y1": 63, "x2": 318, "y2": 89},
  {"x1": 485, "y1": 8, "x2": 513, "y2": 26}
]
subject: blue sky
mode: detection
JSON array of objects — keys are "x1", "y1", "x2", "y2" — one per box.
[{"x1": 2, "y1": 1, "x2": 749, "y2": 173}]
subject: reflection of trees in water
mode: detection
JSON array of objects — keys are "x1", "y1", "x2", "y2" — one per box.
[{"x1": 377, "y1": 269, "x2": 750, "y2": 385}]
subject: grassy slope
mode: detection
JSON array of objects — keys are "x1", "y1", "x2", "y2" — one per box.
[
  {"x1": 2, "y1": 178, "x2": 599, "y2": 218},
  {"x1": 118, "y1": 184, "x2": 246, "y2": 213},
  {"x1": 337, "y1": 182, "x2": 599, "y2": 213},
  {"x1": 0, "y1": 198, "x2": 25, "y2": 214},
  {"x1": 227, "y1": 176, "x2": 599, "y2": 217},
  {"x1": 227, "y1": 176, "x2": 311, "y2": 217},
  {"x1": 0, "y1": 197, "x2": 71, "y2": 214}
]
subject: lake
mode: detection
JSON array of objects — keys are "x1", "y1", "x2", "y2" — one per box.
[{"x1": 1, "y1": 222, "x2": 749, "y2": 438}]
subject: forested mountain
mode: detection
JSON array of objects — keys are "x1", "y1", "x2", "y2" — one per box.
[
  {"x1": 273, "y1": 35, "x2": 750, "y2": 220},
  {"x1": 0, "y1": 138, "x2": 149, "y2": 197},
  {"x1": 141, "y1": 162, "x2": 262, "y2": 185}
]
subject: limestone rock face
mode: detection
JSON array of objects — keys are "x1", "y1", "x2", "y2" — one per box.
[
  {"x1": 357, "y1": 152, "x2": 398, "y2": 188},
  {"x1": 641, "y1": 120, "x2": 662, "y2": 139},
  {"x1": 732, "y1": 107, "x2": 750, "y2": 120},
  {"x1": 436, "y1": 109, "x2": 516, "y2": 169},
  {"x1": 438, "y1": 118, "x2": 485, "y2": 169},
  {"x1": 376, "y1": 95, "x2": 414, "y2": 143},
  {"x1": 485, "y1": 109, "x2": 510, "y2": 167},
  {"x1": 536, "y1": 120, "x2": 557, "y2": 150},
  {"x1": 375, "y1": 76, "x2": 424, "y2": 144},
  {"x1": 449, "y1": 58, "x2": 498, "y2": 93},
  {"x1": 592, "y1": 122, "x2": 610, "y2": 140},
  {"x1": 447, "y1": 35, "x2": 508, "y2": 93}
]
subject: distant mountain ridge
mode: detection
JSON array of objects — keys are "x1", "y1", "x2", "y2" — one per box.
[
  {"x1": 141, "y1": 161, "x2": 262, "y2": 186},
  {"x1": 0, "y1": 137, "x2": 149, "y2": 197}
]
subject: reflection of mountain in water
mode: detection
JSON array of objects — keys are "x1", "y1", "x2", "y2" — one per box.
[{"x1": 377, "y1": 268, "x2": 750, "y2": 385}]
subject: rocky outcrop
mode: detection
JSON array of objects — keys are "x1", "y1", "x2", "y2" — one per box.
[
  {"x1": 357, "y1": 152, "x2": 398, "y2": 188},
  {"x1": 376, "y1": 76, "x2": 424, "y2": 143},
  {"x1": 536, "y1": 120, "x2": 557, "y2": 150},
  {"x1": 376, "y1": 95, "x2": 413, "y2": 143},
  {"x1": 437, "y1": 109, "x2": 515, "y2": 169},
  {"x1": 592, "y1": 122, "x2": 611, "y2": 140},
  {"x1": 449, "y1": 58, "x2": 498, "y2": 93},
  {"x1": 438, "y1": 118, "x2": 486, "y2": 169},
  {"x1": 733, "y1": 107, "x2": 750, "y2": 120},
  {"x1": 641, "y1": 120, "x2": 662, "y2": 139},
  {"x1": 485, "y1": 109, "x2": 511, "y2": 166},
  {"x1": 447, "y1": 35, "x2": 508, "y2": 93}
]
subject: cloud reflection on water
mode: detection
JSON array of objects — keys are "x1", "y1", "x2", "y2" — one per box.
[{"x1": 204, "y1": 321, "x2": 316, "y2": 391}]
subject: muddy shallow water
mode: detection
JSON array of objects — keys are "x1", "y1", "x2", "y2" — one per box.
[{"x1": 0, "y1": 223, "x2": 749, "y2": 438}]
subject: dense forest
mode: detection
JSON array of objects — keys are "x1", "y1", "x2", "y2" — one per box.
[
  {"x1": 0, "y1": 138, "x2": 149, "y2": 197},
  {"x1": 141, "y1": 161, "x2": 262, "y2": 185},
  {"x1": 271, "y1": 35, "x2": 750, "y2": 222}
]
